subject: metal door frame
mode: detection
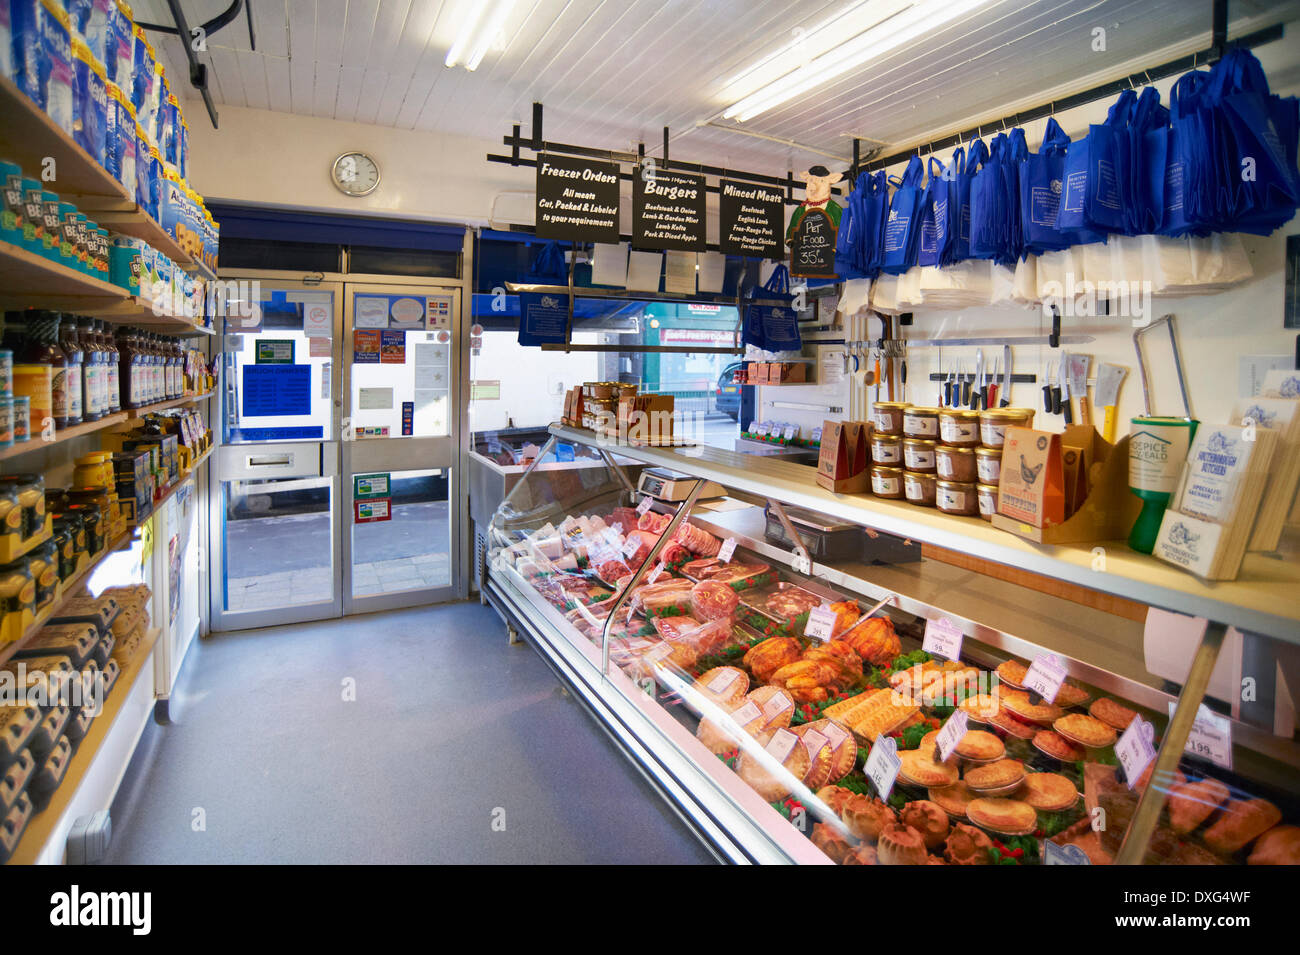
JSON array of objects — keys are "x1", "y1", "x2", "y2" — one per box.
[
  {"x1": 341, "y1": 279, "x2": 466, "y2": 613},
  {"x1": 207, "y1": 276, "x2": 346, "y2": 632}
]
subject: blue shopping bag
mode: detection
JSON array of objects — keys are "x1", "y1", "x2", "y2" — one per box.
[
  {"x1": 948, "y1": 140, "x2": 988, "y2": 264},
  {"x1": 1129, "y1": 86, "x2": 1171, "y2": 235},
  {"x1": 917, "y1": 157, "x2": 951, "y2": 267},
  {"x1": 743, "y1": 264, "x2": 801, "y2": 352},
  {"x1": 971, "y1": 133, "x2": 1024, "y2": 265},
  {"x1": 1059, "y1": 89, "x2": 1135, "y2": 235},
  {"x1": 880, "y1": 157, "x2": 925, "y2": 274},
  {"x1": 1020, "y1": 119, "x2": 1074, "y2": 255},
  {"x1": 1159, "y1": 70, "x2": 1214, "y2": 236},
  {"x1": 856, "y1": 170, "x2": 890, "y2": 276}
]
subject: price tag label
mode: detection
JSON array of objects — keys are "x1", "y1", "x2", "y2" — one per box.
[
  {"x1": 933, "y1": 710, "x2": 969, "y2": 763},
  {"x1": 603, "y1": 527, "x2": 623, "y2": 549},
  {"x1": 1043, "y1": 841, "x2": 1091, "y2": 865},
  {"x1": 782, "y1": 425, "x2": 796, "y2": 441},
  {"x1": 865, "y1": 735, "x2": 902, "y2": 801},
  {"x1": 804, "y1": 604, "x2": 837, "y2": 642},
  {"x1": 1116, "y1": 716, "x2": 1158, "y2": 789},
  {"x1": 622, "y1": 535, "x2": 641, "y2": 559},
  {"x1": 644, "y1": 642, "x2": 674, "y2": 665},
  {"x1": 647, "y1": 562, "x2": 665, "y2": 584},
  {"x1": 563, "y1": 526, "x2": 585, "y2": 550},
  {"x1": 747, "y1": 421, "x2": 759, "y2": 435},
  {"x1": 1023, "y1": 653, "x2": 1069, "y2": 704},
  {"x1": 922, "y1": 617, "x2": 963, "y2": 661},
  {"x1": 636, "y1": 495, "x2": 654, "y2": 516},
  {"x1": 761, "y1": 691, "x2": 793, "y2": 722},
  {"x1": 1168, "y1": 702, "x2": 1233, "y2": 770},
  {"x1": 717, "y1": 537, "x2": 738, "y2": 563},
  {"x1": 801, "y1": 728, "x2": 830, "y2": 760}
]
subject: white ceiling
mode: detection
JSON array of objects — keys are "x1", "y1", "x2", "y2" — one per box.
[{"x1": 134, "y1": 0, "x2": 1300, "y2": 174}]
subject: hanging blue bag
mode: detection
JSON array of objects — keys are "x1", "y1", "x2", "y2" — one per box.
[
  {"x1": 1059, "y1": 89, "x2": 1136, "y2": 235},
  {"x1": 916, "y1": 157, "x2": 950, "y2": 267},
  {"x1": 743, "y1": 264, "x2": 800, "y2": 352},
  {"x1": 1002, "y1": 128, "x2": 1030, "y2": 260},
  {"x1": 1020, "y1": 119, "x2": 1074, "y2": 254},
  {"x1": 880, "y1": 157, "x2": 925, "y2": 274},
  {"x1": 834, "y1": 190, "x2": 864, "y2": 280},
  {"x1": 1159, "y1": 70, "x2": 1214, "y2": 236},
  {"x1": 856, "y1": 170, "x2": 890, "y2": 276},
  {"x1": 1129, "y1": 86, "x2": 1171, "y2": 235},
  {"x1": 971, "y1": 134, "x2": 1020, "y2": 263},
  {"x1": 948, "y1": 140, "x2": 987, "y2": 264}
]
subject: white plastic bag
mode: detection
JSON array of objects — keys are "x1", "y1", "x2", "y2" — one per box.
[
  {"x1": 870, "y1": 274, "x2": 901, "y2": 314},
  {"x1": 896, "y1": 266, "x2": 925, "y2": 309},
  {"x1": 918, "y1": 260, "x2": 992, "y2": 308}
]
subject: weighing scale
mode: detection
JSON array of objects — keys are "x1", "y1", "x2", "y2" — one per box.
[{"x1": 636, "y1": 467, "x2": 725, "y2": 502}]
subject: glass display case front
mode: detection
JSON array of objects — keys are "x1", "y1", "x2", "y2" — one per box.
[{"x1": 486, "y1": 433, "x2": 1300, "y2": 866}]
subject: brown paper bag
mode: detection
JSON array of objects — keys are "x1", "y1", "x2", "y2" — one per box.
[
  {"x1": 816, "y1": 419, "x2": 869, "y2": 493},
  {"x1": 997, "y1": 426, "x2": 1065, "y2": 527}
]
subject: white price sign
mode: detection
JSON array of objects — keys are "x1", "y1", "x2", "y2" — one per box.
[
  {"x1": 922, "y1": 617, "x2": 963, "y2": 661},
  {"x1": 803, "y1": 604, "x2": 837, "y2": 642},
  {"x1": 1043, "y1": 841, "x2": 1091, "y2": 865},
  {"x1": 865, "y1": 735, "x2": 902, "y2": 801},
  {"x1": 1168, "y1": 702, "x2": 1233, "y2": 770},
  {"x1": 622, "y1": 535, "x2": 642, "y2": 559},
  {"x1": 1116, "y1": 716, "x2": 1158, "y2": 790},
  {"x1": 1023, "y1": 653, "x2": 1069, "y2": 704},
  {"x1": 933, "y1": 710, "x2": 969, "y2": 763},
  {"x1": 647, "y1": 562, "x2": 665, "y2": 584},
  {"x1": 717, "y1": 537, "x2": 738, "y2": 563},
  {"x1": 782, "y1": 425, "x2": 796, "y2": 441},
  {"x1": 636, "y1": 495, "x2": 654, "y2": 516}
]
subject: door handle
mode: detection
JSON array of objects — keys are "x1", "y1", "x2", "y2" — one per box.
[{"x1": 246, "y1": 454, "x2": 294, "y2": 468}]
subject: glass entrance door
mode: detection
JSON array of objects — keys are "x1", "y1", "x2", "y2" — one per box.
[
  {"x1": 209, "y1": 279, "x2": 344, "y2": 630},
  {"x1": 342, "y1": 283, "x2": 464, "y2": 611}
]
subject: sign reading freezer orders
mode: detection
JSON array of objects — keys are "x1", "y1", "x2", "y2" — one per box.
[
  {"x1": 535, "y1": 153, "x2": 621, "y2": 243},
  {"x1": 242, "y1": 364, "x2": 312, "y2": 417}
]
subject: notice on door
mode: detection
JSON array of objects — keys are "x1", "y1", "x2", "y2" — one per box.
[
  {"x1": 719, "y1": 179, "x2": 784, "y2": 258},
  {"x1": 255, "y1": 339, "x2": 295, "y2": 364},
  {"x1": 354, "y1": 498, "x2": 391, "y2": 523},
  {"x1": 633, "y1": 169, "x2": 706, "y2": 252},
  {"x1": 426, "y1": 295, "x2": 453, "y2": 330},
  {"x1": 380, "y1": 330, "x2": 406, "y2": 364},
  {"x1": 354, "y1": 330, "x2": 382, "y2": 363},
  {"x1": 535, "y1": 153, "x2": 621, "y2": 243},
  {"x1": 302, "y1": 301, "x2": 332, "y2": 337},
  {"x1": 353, "y1": 473, "x2": 390, "y2": 499},
  {"x1": 358, "y1": 387, "x2": 394, "y2": 410},
  {"x1": 355, "y1": 296, "x2": 391, "y2": 328},
  {"x1": 242, "y1": 364, "x2": 311, "y2": 417}
]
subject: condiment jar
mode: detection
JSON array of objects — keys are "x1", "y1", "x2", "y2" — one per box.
[
  {"x1": 0, "y1": 559, "x2": 36, "y2": 636},
  {"x1": 870, "y1": 432, "x2": 903, "y2": 466},
  {"x1": 902, "y1": 406, "x2": 940, "y2": 439},
  {"x1": 935, "y1": 444, "x2": 977, "y2": 483},
  {"x1": 975, "y1": 446, "x2": 1002, "y2": 485},
  {"x1": 74, "y1": 451, "x2": 114, "y2": 488},
  {"x1": 939, "y1": 408, "x2": 981, "y2": 447},
  {"x1": 979, "y1": 408, "x2": 1035, "y2": 448},
  {"x1": 66, "y1": 504, "x2": 103, "y2": 555},
  {"x1": 904, "y1": 470, "x2": 937, "y2": 507},
  {"x1": 51, "y1": 518, "x2": 76, "y2": 582},
  {"x1": 870, "y1": 465, "x2": 904, "y2": 499},
  {"x1": 902, "y1": 438, "x2": 936, "y2": 474},
  {"x1": 27, "y1": 539, "x2": 58, "y2": 608},
  {"x1": 0, "y1": 474, "x2": 45, "y2": 540},
  {"x1": 977, "y1": 483, "x2": 999, "y2": 522},
  {"x1": 872, "y1": 401, "x2": 910, "y2": 436},
  {"x1": 936, "y1": 480, "x2": 979, "y2": 516}
]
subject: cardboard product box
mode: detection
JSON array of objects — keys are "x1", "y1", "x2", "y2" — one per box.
[
  {"x1": 773, "y1": 362, "x2": 807, "y2": 384},
  {"x1": 816, "y1": 419, "x2": 870, "y2": 493},
  {"x1": 617, "y1": 394, "x2": 675, "y2": 443},
  {"x1": 995, "y1": 426, "x2": 1065, "y2": 528}
]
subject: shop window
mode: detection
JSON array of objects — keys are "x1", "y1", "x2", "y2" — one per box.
[
  {"x1": 347, "y1": 245, "x2": 460, "y2": 278},
  {"x1": 218, "y1": 237, "x2": 341, "y2": 273}
]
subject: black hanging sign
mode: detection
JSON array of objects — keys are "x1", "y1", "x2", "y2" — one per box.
[
  {"x1": 535, "y1": 153, "x2": 621, "y2": 243},
  {"x1": 632, "y1": 169, "x2": 707, "y2": 252},
  {"x1": 718, "y1": 179, "x2": 785, "y2": 258}
]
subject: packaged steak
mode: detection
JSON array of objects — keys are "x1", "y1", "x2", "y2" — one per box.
[
  {"x1": 652, "y1": 615, "x2": 731, "y2": 654},
  {"x1": 690, "y1": 579, "x2": 740, "y2": 622},
  {"x1": 607, "y1": 508, "x2": 641, "y2": 535},
  {"x1": 709, "y1": 561, "x2": 776, "y2": 593},
  {"x1": 681, "y1": 557, "x2": 723, "y2": 580},
  {"x1": 672, "y1": 521, "x2": 720, "y2": 557},
  {"x1": 628, "y1": 577, "x2": 694, "y2": 618}
]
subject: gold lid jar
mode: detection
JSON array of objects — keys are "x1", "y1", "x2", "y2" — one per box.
[
  {"x1": 904, "y1": 470, "x2": 937, "y2": 506},
  {"x1": 870, "y1": 433, "x2": 903, "y2": 466},
  {"x1": 902, "y1": 405, "x2": 941, "y2": 439},
  {"x1": 870, "y1": 465, "x2": 904, "y2": 499},
  {"x1": 902, "y1": 438, "x2": 937, "y2": 473},
  {"x1": 939, "y1": 408, "x2": 981, "y2": 446},
  {"x1": 979, "y1": 408, "x2": 1035, "y2": 448},
  {"x1": 974, "y1": 446, "x2": 1002, "y2": 485},
  {"x1": 936, "y1": 480, "x2": 979, "y2": 516},
  {"x1": 976, "y1": 483, "x2": 999, "y2": 522},
  {"x1": 872, "y1": 401, "x2": 911, "y2": 436},
  {"x1": 935, "y1": 444, "x2": 977, "y2": 482}
]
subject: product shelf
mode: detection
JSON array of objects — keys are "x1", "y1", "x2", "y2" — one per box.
[
  {"x1": 0, "y1": 241, "x2": 129, "y2": 310},
  {"x1": 0, "y1": 392, "x2": 214, "y2": 463}
]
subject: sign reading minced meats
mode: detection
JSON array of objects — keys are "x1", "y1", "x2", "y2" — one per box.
[{"x1": 719, "y1": 179, "x2": 784, "y2": 258}]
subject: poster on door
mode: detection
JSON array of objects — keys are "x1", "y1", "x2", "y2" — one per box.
[
  {"x1": 380, "y1": 330, "x2": 406, "y2": 363},
  {"x1": 354, "y1": 498, "x2": 391, "y2": 523},
  {"x1": 303, "y1": 301, "x2": 332, "y2": 337},
  {"x1": 426, "y1": 295, "x2": 453, "y2": 330},
  {"x1": 354, "y1": 330, "x2": 382, "y2": 363}
]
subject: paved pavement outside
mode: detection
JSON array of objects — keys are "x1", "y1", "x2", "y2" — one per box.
[{"x1": 224, "y1": 501, "x2": 450, "y2": 612}]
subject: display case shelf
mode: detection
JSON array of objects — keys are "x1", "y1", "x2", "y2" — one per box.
[{"x1": 548, "y1": 424, "x2": 1300, "y2": 644}]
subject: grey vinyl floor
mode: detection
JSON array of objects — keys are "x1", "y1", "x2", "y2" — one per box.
[{"x1": 104, "y1": 600, "x2": 717, "y2": 865}]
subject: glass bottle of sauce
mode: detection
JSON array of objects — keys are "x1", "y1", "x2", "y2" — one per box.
[
  {"x1": 116, "y1": 326, "x2": 138, "y2": 410},
  {"x1": 58, "y1": 313, "x2": 83, "y2": 427},
  {"x1": 78, "y1": 316, "x2": 103, "y2": 422},
  {"x1": 22, "y1": 311, "x2": 67, "y2": 432},
  {"x1": 6, "y1": 311, "x2": 52, "y2": 439},
  {"x1": 101, "y1": 321, "x2": 121, "y2": 413}
]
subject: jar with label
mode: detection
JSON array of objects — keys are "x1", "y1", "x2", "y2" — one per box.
[
  {"x1": 74, "y1": 451, "x2": 114, "y2": 488},
  {"x1": 904, "y1": 470, "x2": 937, "y2": 507},
  {"x1": 936, "y1": 480, "x2": 979, "y2": 516},
  {"x1": 9, "y1": 310, "x2": 55, "y2": 435},
  {"x1": 0, "y1": 488, "x2": 19, "y2": 548},
  {"x1": 0, "y1": 474, "x2": 46, "y2": 540},
  {"x1": 870, "y1": 465, "x2": 904, "y2": 499},
  {"x1": 0, "y1": 559, "x2": 36, "y2": 637},
  {"x1": 902, "y1": 438, "x2": 937, "y2": 473},
  {"x1": 975, "y1": 446, "x2": 1002, "y2": 485},
  {"x1": 935, "y1": 444, "x2": 976, "y2": 482},
  {"x1": 979, "y1": 408, "x2": 1035, "y2": 448},
  {"x1": 939, "y1": 408, "x2": 980, "y2": 447},
  {"x1": 977, "y1": 483, "x2": 999, "y2": 522},
  {"x1": 67, "y1": 504, "x2": 103, "y2": 555},
  {"x1": 872, "y1": 401, "x2": 910, "y2": 436},
  {"x1": 100, "y1": 321, "x2": 121, "y2": 413},
  {"x1": 78, "y1": 316, "x2": 103, "y2": 420},
  {"x1": 58, "y1": 313, "x2": 84, "y2": 427},
  {"x1": 902, "y1": 406, "x2": 940, "y2": 439},
  {"x1": 12, "y1": 396, "x2": 30, "y2": 443},
  {"x1": 870, "y1": 432, "x2": 902, "y2": 466},
  {"x1": 51, "y1": 518, "x2": 76, "y2": 582},
  {"x1": 27, "y1": 539, "x2": 58, "y2": 609}
]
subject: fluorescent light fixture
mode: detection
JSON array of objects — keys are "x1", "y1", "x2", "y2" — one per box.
[
  {"x1": 722, "y1": 0, "x2": 992, "y2": 122},
  {"x1": 445, "y1": 0, "x2": 516, "y2": 71}
]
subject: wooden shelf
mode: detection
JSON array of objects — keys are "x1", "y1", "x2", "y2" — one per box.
[
  {"x1": 0, "y1": 392, "x2": 213, "y2": 463},
  {"x1": 0, "y1": 76, "x2": 133, "y2": 202},
  {"x1": 0, "y1": 241, "x2": 130, "y2": 309},
  {"x1": 127, "y1": 446, "x2": 213, "y2": 530},
  {"x1": 5, "y1": 626, "x2": 161, "y2": 865},
  {"x1": 79, "y1": 296, "x2": 215, "y2": 335}
]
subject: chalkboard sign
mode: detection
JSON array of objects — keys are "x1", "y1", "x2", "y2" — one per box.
[
  {"x1": 535, "y1": 153, "x2": 621, "y2": 243},
  {"x1": 789, "y1": 206, "x2": 838, "y2": 278},
  {"x1": 633, "y1": 169, "x2": 706, "y2": 252},
  {"x1": 719, "y1": 179, "x2": 784, "y2": 258}
]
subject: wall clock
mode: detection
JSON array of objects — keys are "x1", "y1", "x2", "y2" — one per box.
[{"x1": 331, "y1": 152, "x2": 381, "y2": 197}]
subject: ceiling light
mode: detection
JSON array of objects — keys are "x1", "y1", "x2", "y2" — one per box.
[
  {"x1": 722, "y1": 0, "x2": 993, "y2": 122},
  {"x1": 446, "y1": 0, "x2": 516, "y2": 71}
]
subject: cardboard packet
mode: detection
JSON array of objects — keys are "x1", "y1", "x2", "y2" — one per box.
[
  {"x1": 816, "y1": 419, "x2": 869, "y2": 493},
  {"x1": 997, "y1": 426, "x2": 1065, "y2": 527}
]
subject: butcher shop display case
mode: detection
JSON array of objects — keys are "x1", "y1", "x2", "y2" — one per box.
[{"x1": 483, "y1": 425, "x2": 1300, "y2": 866}]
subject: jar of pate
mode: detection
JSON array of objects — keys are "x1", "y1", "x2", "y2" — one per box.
[
  {"x1": 975, "y1": 446, "x2": 1002, "y2": 485},
  {"x1": 936, "y1": 480, "x2": 979, "y2": 516},
  {"x1": 902, "y1": 438, "x2": 936, "y2": 473},
  {"x1": 935, "y1": 444, "x2": 977, "y2": 482},
  {"x1": 902, "y1": 406, "x2": 940, "y2": 439},
  {"x1": 939, "y1": 408, "x2": 981, "y2": 447},
  {"x1": 872, "y1": 401, "x2": 910, "y2": 436},
  {"x1": 904, "y1": 470, "x2": 936, "y2": 507},
  {"x1": 870, "y1": 433, "x2": 903, "y2": 466},
  {"x1": 871, "y1": 465, "x2": 904, "y2": 499},
  {"x1": 979, "y1": 408, "x2": 1035, "y2": 448},
  {"x1": 977, "y1": 483, "x2": 999, "y2": 522}
]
